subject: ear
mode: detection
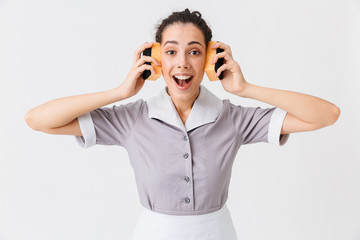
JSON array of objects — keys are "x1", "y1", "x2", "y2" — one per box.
[
  {"x1": 142, "y1": 42, "x2": 162, "y2": 81},
  {"x1": 204, "y1": 41, "x2": 224, "y2": 81}
]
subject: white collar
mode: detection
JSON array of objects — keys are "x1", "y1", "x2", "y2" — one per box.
[{"x1": 146, "y1": 85, "x2": 224, "y2": 133}]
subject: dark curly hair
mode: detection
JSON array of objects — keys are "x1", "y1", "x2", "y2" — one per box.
[{"x1": 155, "y1": 8, "x2": 212, "y2": 47}]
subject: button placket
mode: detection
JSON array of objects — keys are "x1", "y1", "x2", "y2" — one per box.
[{"x1": 182, "y1": 132, "x2": 194, "y2": 209}]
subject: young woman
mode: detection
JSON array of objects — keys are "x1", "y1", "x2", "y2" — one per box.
[{"x1": 25, "y1": 8, "x2": 340, "y2": 240}]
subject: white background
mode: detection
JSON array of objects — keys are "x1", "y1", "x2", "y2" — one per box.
[{"x1": 1, "y1": 0, "x2": 359, "y2": 239}]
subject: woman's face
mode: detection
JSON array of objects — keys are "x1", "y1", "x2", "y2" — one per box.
[{"x1": 160, "y1": 22, "x2": 206, "y2": 103}]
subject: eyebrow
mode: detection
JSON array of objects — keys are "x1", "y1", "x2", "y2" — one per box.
[{"x1": 163, "y1": 40, "x2": 203, "y2": 48}]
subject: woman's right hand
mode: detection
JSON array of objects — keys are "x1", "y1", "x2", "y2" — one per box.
[{"x1": 117, "y1": 42, "x2": 161, "y2": 99}]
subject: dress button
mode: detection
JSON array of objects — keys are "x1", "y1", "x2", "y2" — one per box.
[
  {"x1": 183, "y1": 135, "x2": 188, "y2": 141},
  {"x1": 184, "y1": 197, "x2": 190, "y2": 204},
  {"x1": 183, "y1": 153, "x2": 189, "y2": 159},
  {"x1": 184, "y1": 176, "x2": 190, "y2": 182}
]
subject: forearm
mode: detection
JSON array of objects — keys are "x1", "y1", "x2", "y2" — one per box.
[
  {"x1": 237, "y1": 83, "x2": 340, "y2": 126},
  {"x1": 25, "y1": 86, "x2": 126, "y2": 130}
]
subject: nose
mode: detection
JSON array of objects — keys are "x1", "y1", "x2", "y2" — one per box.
[{"x1": 177, "y1": 52, "x2": 190, "y2": 69}]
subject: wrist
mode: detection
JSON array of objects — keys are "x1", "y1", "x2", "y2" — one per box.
[
  {"x1": 234, "y1": 82, "x2": 251, "y2": 98},
  {"x1": 109, "y1": 86, "x2": 128, "y2": 102}
]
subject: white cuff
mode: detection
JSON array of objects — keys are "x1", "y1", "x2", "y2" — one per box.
[
  {"x1": 268, "y1": 107, "x2": 289, "y2": 146},
  {"x1": 75, "y1": 112, "x2": 96, "y2": 148}
]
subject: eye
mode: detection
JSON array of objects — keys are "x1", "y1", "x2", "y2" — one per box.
[
  {"x1": 190, "y1": 50, "x2": 201, "y2": 55},
  {"x1": 166, "y1": 50, "x2": 176, "y2": 55}
]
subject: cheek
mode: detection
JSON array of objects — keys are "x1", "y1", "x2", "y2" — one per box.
[
  {"x1": 160, "y1": 58, "x2": 172, "y2": 74},
  {"x1": 193, "y1": 56, "x2": 205, "y2": 68},
  {"x1": 161, "y1": 63, "x2": 170, "y2": 73},
  {"x1": 194, "y1": 60, "x2": 205, "y2": 73},
  {"x1": 160, "y1": 62, "x2": 172, "y2": 82}
]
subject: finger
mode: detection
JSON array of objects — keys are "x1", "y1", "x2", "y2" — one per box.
[
  {"x1": 133, "y1": 42, "x2": 153, "y2": 64},
  {"x1": 137, "y1": 64, "x2": 156, "y2": 75},
  {"x1": 135, "y1": 56, "x2": 161, "y2": 67},
  {"x1": 215, "y1": 63, "x2": 229, "y2": 77},
  {"x1": 211, "y1": 41, "x2": 230, "y2": 51},
  {"x1": 211, "y1": 51, "x2": 232, "y2": 64},
  {"x1": 211, "y1": 41, "x2": 232, "y2": 55}
]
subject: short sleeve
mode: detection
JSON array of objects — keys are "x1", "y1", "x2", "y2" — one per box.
[
  {"x1": 230, "y1": 104, "x2": 290, "y2": 146},
  {"x1": 75, "y1": 99, "x2": 144, "y2": 148}
]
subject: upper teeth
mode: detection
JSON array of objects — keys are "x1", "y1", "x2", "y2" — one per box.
[{"x1": 175, "y1": 75, "x2": 191, "y2": 80}]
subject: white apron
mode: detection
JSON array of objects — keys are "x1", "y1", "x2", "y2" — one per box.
[{"x1": 133, "y1": 204, "x2": 238, "y2": 240}]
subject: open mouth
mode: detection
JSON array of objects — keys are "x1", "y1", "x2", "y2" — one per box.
[{"x1": 172, "y1": 75, "x2": 193, "y2": 87}]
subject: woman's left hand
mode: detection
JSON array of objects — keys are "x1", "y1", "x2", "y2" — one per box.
[{"x1": 211, "y1": 42, "x2": 248, "y2": 96}]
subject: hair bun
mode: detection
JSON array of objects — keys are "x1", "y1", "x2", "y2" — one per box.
[
  {"x1": 192, "y1": 11, "x2": 201, "y2": 18},
  {"x1": 154, "y1": 8, "x2": 212, "y2": 44}
]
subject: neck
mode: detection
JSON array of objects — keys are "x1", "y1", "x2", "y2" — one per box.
[{"x1": 167, "y1": 88, "x2": 200, "y2": 117}]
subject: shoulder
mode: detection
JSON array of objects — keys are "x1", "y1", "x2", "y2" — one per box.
[
  {"x1": 222, "y1": 99, "x2": 245, "y2": 113},
  {"x1": 110, "y1": 99, "x2": 146, "y2": 118},
  {"x1": 114, "y1": 99, "x2": 145, "y2": 109}
]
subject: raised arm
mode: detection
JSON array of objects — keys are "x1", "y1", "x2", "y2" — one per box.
[
  {"x1": 236, "y1": 84, "x2": 340, "y2": 134},
  {"x1": 210, "y1": 41, "x2": 340, "y2": 134},
  {"x1": 25, "y1": 42, "x2": 160, "y2": 135},
  {"x1": 24, "y1": 87, "x2": 126, "y2": 134}
]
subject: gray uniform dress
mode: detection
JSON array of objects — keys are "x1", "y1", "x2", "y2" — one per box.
[{"x1": 75, "y1": 85, "x2": 289, "y2": 239}]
